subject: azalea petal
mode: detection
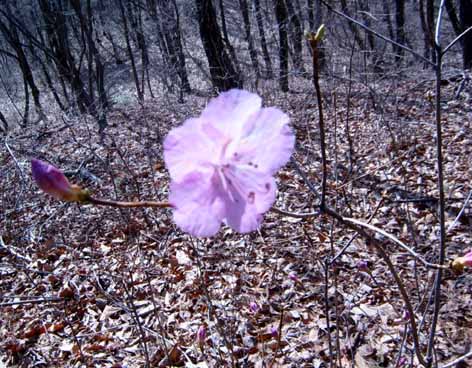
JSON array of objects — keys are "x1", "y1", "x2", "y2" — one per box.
[
  {"x1": 226, "y1": 107, "x2": 295, "y2": 175},
  {"x1": 201, "y1": 89, "x2": 262, "y2": 138},
  {"x1": 169, "y1": 171, "x2": 225, "y2": 237},
  {"x1": 164, "y1": 118, "x2": 222, "y2": 182},
  {"x1": 31, "y1": 159, "x2": 74, "y2": 200},
  {"x1": 222, "y1": 166, "x2": 276, "y2": 233}
]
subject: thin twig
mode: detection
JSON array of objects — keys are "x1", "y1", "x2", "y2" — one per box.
[
  {"x1": 122, "y1": 273, "x2": 151, "y2": 368},
  {"x1": 88, "y1": 196, "x2": 172, "y2": 208},
  {"x1": 439, "y1": 350, "x2": 472, "y2": 368},
  {"x1": 443, "y1": 26, "x2": 472, "y2": 55},
  {"x1": 323, "y1": 258, "x2": 334, "y2": 368},
  {"x1": 342, "y1": 217, "x2": 448, "y2": 270},
  {"x1": 447, "y1": 190, "x2": 472, "y2": 233},
  {"x1": 4, "y1": 136, "x2": 26, "y2": 184},
  {"x1": 0, "y1": 297, "x2": 63, "y2": 307},
  {"x1": 426, "y1": 23, "x2": 447, "y2": 366},
  {"x1": 0, "y1": 235, "x2": 31, "y2": 262},
  {"x1": 63, "y1": 301, "x2": 85, "y2": 365},
  {"x1": 434, "y1": 0, "x2": 447, "y2": 46},
  {"x1": 271, "y1": 206, "x2": 317, "y2": 218},
  {"x1": 331, "y1": 198, "x2": 384, "y2": 263},
  {"x1": 320, "y1": 0, "x2": 434, "y2": 66},
  {"x1": 269, "y1": 308, "x2": 285, "y2": 368},
  {"x1": 307, "y1": 32, "x2": 328, "y2": 210}
]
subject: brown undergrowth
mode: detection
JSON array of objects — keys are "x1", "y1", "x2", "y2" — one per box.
[{"x1": 1, "y1": 75, "x2": 471, "y2": 367}]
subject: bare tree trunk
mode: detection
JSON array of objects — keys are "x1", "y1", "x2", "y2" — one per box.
[
  {"x1": 418, "y1": 0, "x2": 431, "y2": 66},
  {"x1": 307, "y1": 0, "x2": 315, "y2": 30},
  {"x1": 395, "y1": 0, "x2": 406, "y2": 64},
  {"x1": 340, "y1": 0, "x2": 364, "y2": 50},
  {"x1": 70, "y1": 0, "x2": 108, "y2": 129},
  {"x1": 285, "y1": 0, "x2": 305, "y2": 72},
  {"x1": 155, "y1": 0, "x2": 191, "y2": 93},
  {"x1": 426, "y1": 0, "x2": 436, "y2": 64},
  {"x1": 171, "y1": 0, "x2": 191, "y2": 93},
  {"x1": 460, "y1": 0, "x2": 472, "y2": 69},
  {"x1": 38, "y1": 0, "x2": 95, "y2": 114},
  {"x1": 0, "y1": 109, "x2": 7, "y2": 132},
  {"x1": 22, "y1": 75, "x2": 30, "y2": 127},
  {"x1": 218, "y1": 0, "x2": 241, "y2": 79},
  {"x1": 0, "y1": 16, "x2": 44, "y2": 121},
  {"x1": 445, "y1": 0, "x2": 462, "y2": 35},
  {"x1": 195, "y1": 0, "x2": 242, "y2": 91},
  {"x1": 254, "y1": 0, "x2": 273, "y2": 78},
  {"x1": 239, "y1": 0, "x2": 260, "y2": 79},
  {"x1": 274, "y1": 0, "x2": 289, "y2": 91},
  {"x1": 117, "y1": 0, "x2": 143, "y2": 101}
]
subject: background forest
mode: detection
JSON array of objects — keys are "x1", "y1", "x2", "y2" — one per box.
[{"x1": 1, "y1": 0, "x2": 472, "y2": 367}]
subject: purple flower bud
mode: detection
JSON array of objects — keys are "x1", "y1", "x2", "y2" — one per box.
[
  {"x1": 356, "y1": 260, "x2": 369, "y2": 271},
  {"x1": 249, "y1": 301, "x2": 259, "y2": 314},
  {"x1": 402, "y1": 310, "x2": 411, "y2": 321},
  {"x1": 31, "y1": 159, "x2": 88, "y2": 202},
  {"x1": 196, "y1": 325, "x2": 206, "y2": 345},
  {"x1": 270, "y1": 326, "x2": 278, "y2": 338},
  {"x1": 288, "y1": 272, "x2": 299, "y2": 282}
]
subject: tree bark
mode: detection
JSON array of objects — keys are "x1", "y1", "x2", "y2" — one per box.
[
  {"x1": 460, "y1": 0, "x2": 472, "y2": 69},
  {"x1": 195, "y1": 0, "x2": 242, "y2": 91},
  {"x1": 340, "y1": 0, "x2": 364, "y2": 50},
  {"x1": 38, "y1": 0, "x2": 95, "y2": 114},
  {"x1": 117, "y1": 0, "x2": 143, "y2": 101},
  {"x1": 426, "y1": 0, "x2": 436, "y2": 64},
  {"x1": 218, "y1": 0, "x2": 241, "y2": 78},
  {"x1": 307, "y1": 0, "x2": 315, "y2": 30},
  {"x1": 285, "y1": 0, "x2": 304, "y2": 72},
  {"x1": 395, "y1": 0, "x2": 406, "y2": 63},
  {"x1": 274, "y1": 0, "x2": 289, "y2": 91},
  {"x1": 445, "y1": 0, "x2": 462, "y2": 36},
  {"x1": 239, "y1": 0, "x2": 260, "y2": 79},
  {"x1": 254, "y1": 0, "x2": 273, "y2": 78},
  {"x1": 0, "y1": 16, "x2": 44, "y2": 121}
]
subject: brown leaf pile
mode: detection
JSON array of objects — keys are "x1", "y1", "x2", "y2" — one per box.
[{"x1": 1, "y1": 74, "x2": 471, "y2": 367}]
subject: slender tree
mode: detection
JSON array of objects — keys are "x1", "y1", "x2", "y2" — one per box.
[
  {"x1": 117, "y1": 0, "x2": 143, "y2": 101},
  {"x1": 426, "y1": 0, "x2": 436, "y2": 64},
  {"x1": 445, "y1": 0, "x2": 462, "y2": 35},
  {"x1": 460, "y1": 0, "x2": 472, "y2": 69},
  {"x1": 218, "y1": 0, "x2": 241, "y2": 77},
  {"x1": 0, "y1": 8, "x2": 44, "y2": 122},
  {"x1": 195, "y1": 0, "x2": 242, "y2": 91},
  {"x1": 395, "y1": 0, "x2": 406, "y2": 63},
  {"x1": 274, "y1": 0, "x2": 289, "y2": 91},
  {"x1": 239, "y1": 0, "x2": 260, "y2": 79},
  {"x1": 254, "y1": 0, "x2": 273, "y2": 78},
  {"x1": 285, "y1": 0, "x2": 304, "y2": 72}
]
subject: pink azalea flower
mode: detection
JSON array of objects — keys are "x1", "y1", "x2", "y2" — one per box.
[
  {"x1": 31, "y1": 159, "x2": 88, "y2": 202},
  {"x1": 164, "y1": 89, "x2": 295, "y2": 237}
]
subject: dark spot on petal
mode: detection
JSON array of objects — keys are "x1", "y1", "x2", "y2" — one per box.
[
  {"x1": 227, "y1": 179, "x2": 232, "y2": 185},
  {"x1": 248, "y1": 191, "x2": 255, "y2": 204},
  {"x1": 265, "y1": 183, "x2": 271, "y2": 191}
]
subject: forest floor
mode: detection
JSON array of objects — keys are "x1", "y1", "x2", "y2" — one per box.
[{"x1": 1, "y1": 72, "x2": 472, "y2": 367}]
